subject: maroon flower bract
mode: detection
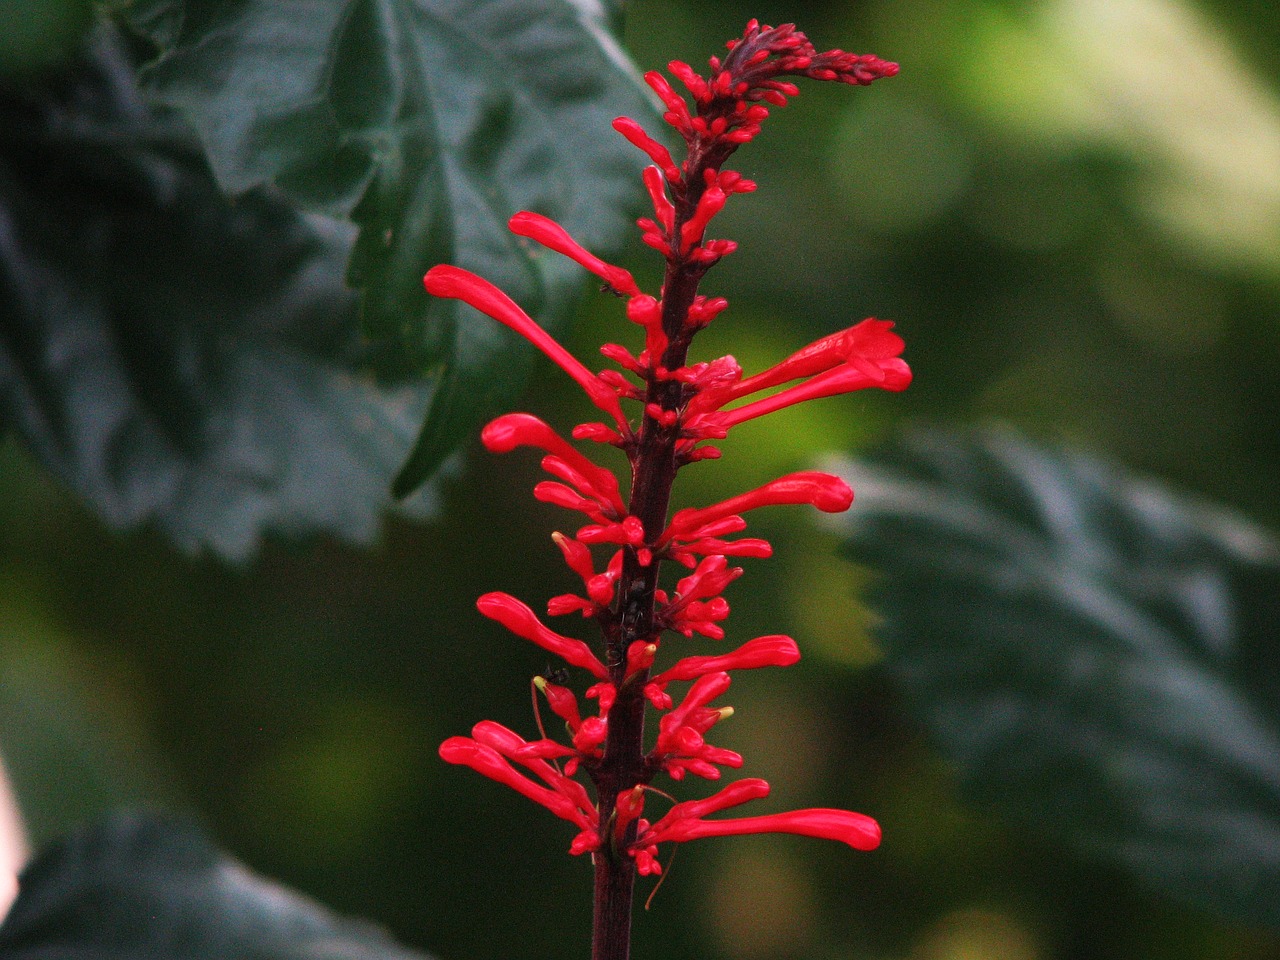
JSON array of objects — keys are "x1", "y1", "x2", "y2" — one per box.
[{"x1": 428, "y1": 20, "x2": 903, "y2": 960}]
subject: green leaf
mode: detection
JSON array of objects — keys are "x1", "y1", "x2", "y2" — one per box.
[
  {"x1": 0, "y1": 29, "x2": 438, "y2": 560},
  {"x1": 114, "y1": 0, "x2": 653, "y2": 494},
  {"x1": 833, "y1": 426, "x2": 1280, "y2": 927},
  {"x1": 0, "y1": 813, "x2": 433, "y2": 959}
]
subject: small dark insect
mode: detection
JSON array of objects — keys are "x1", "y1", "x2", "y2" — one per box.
[
  {"x1": 544, "y1": 666, "x2": 571, "y2": 686},
  {"x1": 600, "y1": 282, "x2": 628, "y2": 298}
]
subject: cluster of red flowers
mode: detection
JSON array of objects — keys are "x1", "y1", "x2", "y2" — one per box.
[{"x1": 434, "y1": 21, "x2": 903, "y2": 879}]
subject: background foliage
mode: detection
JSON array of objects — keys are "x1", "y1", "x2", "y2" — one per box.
[{"x1": 2, "y1": 0, "x2": 1279, "y2": 959}]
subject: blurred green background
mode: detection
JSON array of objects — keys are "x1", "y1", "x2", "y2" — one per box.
[{"x1": 2, "y1": 0, "x2": 1279, "y2": 958}]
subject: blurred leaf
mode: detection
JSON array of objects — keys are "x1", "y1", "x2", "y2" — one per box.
[
  {"x1": 832, "y1": 426, "x2": 1280, "y2": 927},
  {"x1": 0, "y1": 813, "x2": 433, "y2": 959},
  {"x1": 0, "y1": 589, "x2": 179, "y2": 849},
  {"x1": 113, "y1": 0, "x2": 653, "y2": 493},
  {"x1": 0, "y1": 0, "x2": 93, "y2": 77},
  {"x1": 0, "y1": 29, "x2": 438, "y2": 560}
]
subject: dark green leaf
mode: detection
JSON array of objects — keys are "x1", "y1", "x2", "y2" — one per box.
[
  {"x1": 0, "y1": 29, "x2": 438, "y2": 560},
  {"x1": 833, "y1": 426, "x2": 1280, "y2": 927},
  {"x1": 115, "y1": 0, "x2": 653, "y2": 493},
  {"x1": 0, "y1": 813, "x2": 433, "y2": 959}
]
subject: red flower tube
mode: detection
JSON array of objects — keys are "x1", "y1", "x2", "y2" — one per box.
[{"x1": 424, "y1": 265, "x2": 624, "y2": 426}]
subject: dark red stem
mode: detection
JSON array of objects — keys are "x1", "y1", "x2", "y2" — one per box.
[{"x1": 589, "y1": 229, "x2": 708, "y2": 960}]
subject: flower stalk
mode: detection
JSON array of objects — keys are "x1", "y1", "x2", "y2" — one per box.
[{"x1": 427, "y1": 21, "x2": 903, "y2": 960}]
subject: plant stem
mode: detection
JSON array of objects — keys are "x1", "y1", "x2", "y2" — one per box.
[{"x1": 589, "y1": 250, "x2": 704, "y2": 960}]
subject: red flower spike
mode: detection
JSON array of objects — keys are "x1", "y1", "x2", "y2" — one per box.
[
  {"x1": 663, "y1": 471, "x2": 854, "y2": 543},
  {"x1": 425, "y1": 266, "x2": 625, "y2": 426},
  {"x1": 438, "y1": 22, "x2": 899, "y2": 934},
  {"x1": 654, "y1": 634, "x2": 800, "y2": 684},
  {"x1": 509, "y1": 211, "x2": 641, "y2": 297},
  {"x1": 477, "y1": 592, "x2": 609, "y2": 680}
]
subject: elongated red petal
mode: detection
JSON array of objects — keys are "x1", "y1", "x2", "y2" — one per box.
[
  {"x1": 477, "y1": 592, "x2": 609, "y2": 680},
  {"x1": 424, "y1": 265, "x2": 624, "y2": 424},
  {"x1": 663, "y1": 471, "x2": 853, "y2": 542},
  {"x1": 439, "y1": 737, "x2": 592, "y2": 827},
  {"x1": 481, "y1": 413, "x2": 624, "y2": 513},
  {"x1": 509, "y1": 211, "x2": 641, "y2": 297},
  {"x1": 645, "y1": 807, "x2": 881, "y2": 851},
  {"x1": 717, "y1": 358, "x2": 912, "y2": 429},
  {"x1": 612, "y1": 118, "x2": 682, "y2": 185},
  {"x1": 657, "y1": 672, "x2": 732, "y2": 751},
  {"x1": 649, "y1": 778, "x2": 770, "y2": 828},
  {"x1": 654, "y1": 635, "x2": 800, "y2": 683}
]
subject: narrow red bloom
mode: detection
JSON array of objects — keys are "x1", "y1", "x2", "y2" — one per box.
[
  {"x1": 482, "y1": 414, "x2": 624, "y2": 513},
  {"x1": 612, "y1": 118, "x2": 682, "y2": 185},
  {"x1": 703, "y1": 358, "x2": 912, "y2": 434},
  {"x1": 438, "y1": 737, "x2": 595, "y2": 831},
  {"x1": 477, "y1": 592, "x2": 609, "y2": 680},
  {"x1": 662, "y1": 471, "x2": 854, "y2": 543},
  {"x1": 424, "y1": 265, "x2": 624, "y2": 426},
  {"x1": 509, "y1": 211, "x2": 641, "y2": 297},
  {"x1": 640, "y1": 807, "x2": 881, "y2": 851},
  {"x1": 653, "y1": 635, "x2": 800, "y2": 684}
]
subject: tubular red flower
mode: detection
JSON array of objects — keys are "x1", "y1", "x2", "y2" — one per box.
[
  {"x1": 648, "y1": 778, "x2": 770, "y2": 827},
  {"x1": 439, "y1": 737, "x2": 594, "y2": 829},
  {"x1": 551, "y1": 530, "x2": 596, "y2": 583},
  {"x1": 680, "y1": 185, "x2": 727, "y2": 252},
  {"x1": 612, "y1": 119, "x2": 682, "y2": 185},
  {"x1": 710, "y1": 357, "x2": 912, "y2": 431},
  {"x1": 643, "y1": 70, "x2": 693, "y2": 133},
  {"x1": 424, "y1": 265, "x2": 624, "y2": 425},
  {"x1": 509, "y1": 211, "x2": 641, "y2": 297},
  {"x1": 657, "y1": 671, "x2": 732, "y2": 751},
  {"x1": 668, "y1": 555, "x2": 742, "y2": 610},
  {"x1": 642, "y1": 807, "x2": 881, "y2": 851},
  {"x1": 640, "y1": 166, "x2": 676, "y2": 234},
  {"x1": 535, "y1": 481, "x2": 611, "y2": 521},
  {"x1": 662, "y1": 471, "x2": 854, "y2": 543},
  {"x1": 477, "y1": 592, "x2": 609, "y2": 680},
  {"x1": 534, "y1": 677, "x2": 583, "y2": 730},
  {"x1": 614, "y1": 786, "x2": 647, "y2": 841},
  {"x1": 481, "y1": 414, "x2": 625, "y2": 514},
  {"x1": 654, "y1": 635, "x2": 800, "y2": 684}
]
